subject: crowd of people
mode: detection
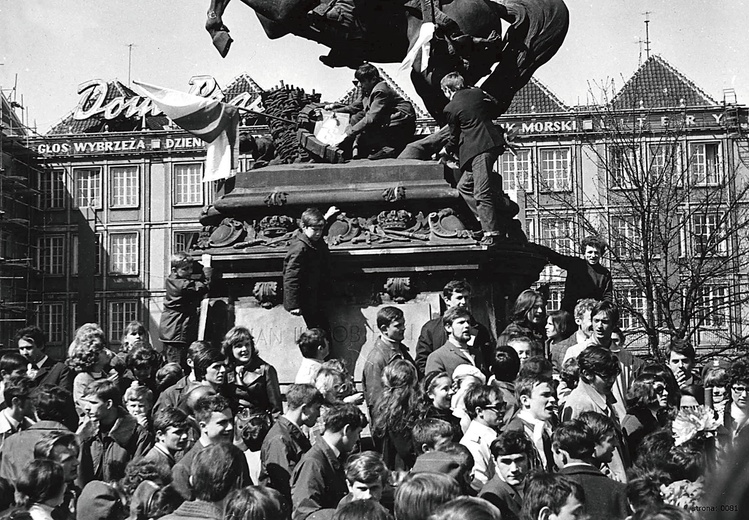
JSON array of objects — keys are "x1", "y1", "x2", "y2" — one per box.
[{"x1": 0, "y1": 234, "x2": 746, "y2": 520}]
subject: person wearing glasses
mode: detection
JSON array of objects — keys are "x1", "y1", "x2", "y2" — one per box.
[
  {"x1": 560, "y1": 346, "x2": 628, "y2": 482},
  {"x1": 724, "y1": 357, "x2": 749, "y2": 444},
  {"x1": 621, "y1": 373, "x2": 670, "y2": 458},
  {"x1": 459, "y1": 384, "x2": 505, "y2": 492}
]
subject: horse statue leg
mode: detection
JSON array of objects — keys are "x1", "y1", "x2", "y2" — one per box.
[{"x1": 206, "y1": 0, "x2": 234, "y2": 57}]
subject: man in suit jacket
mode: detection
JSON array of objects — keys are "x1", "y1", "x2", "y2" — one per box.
[
  {"x1": 442, "y1": 72, "x2": 507, "y2": 247},
  {"x1": 415, "y1": 280, "x2": 493, "y2": 378},
  {"x1": 14, "y1": 326, "x2": 73, "y2": 393},
  {"x1": 552, "y1": 420, "x2": 629, "y2": 520},
  {"x1": 478, "y1": 430, "x2": 533, "y2": 520},
  {"x1": 425, "y1": 307, "x2": 487, "y2": 378}
]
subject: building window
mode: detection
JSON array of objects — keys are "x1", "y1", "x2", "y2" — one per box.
[
  {"x1": 174, "y1": 163, "x2": 203, "y2": 205},
  {"x1": 501, "y1": 149, "x2": 532, "y2": 192},
  {"x1": 610, "y1": 214, "x2": 642, "y2": 259},
  {"x1": 40, "y1": 169, "x2": 66, "y2": 209},
  {"x1": 37, "y1": 303, "x2": 64, "y2": 345},
  {"x1": 618, "y1": 288, "x2": 645, "y2": 330},
  {"x1": 110, "y1": 165, "x2": 140, "y2": 208},
  {"x1": 174, "y1": 231, "x2": 201, "y2": 254},
  {"x1": 539, "y1": 148, "x2": 571, "y2": 192},
  {"x1": 696, "y1": 286, "x2": 728, "y2": 328},
  {"x1": 547, "y1": 287, "x2": 563, "y2": 312},
  {"x1": 540, "y1": 217, "x2": 575, "y2": 255},
  {"x1": 38, "y1": 235, "x2": 65, "y2": 275},
  {"x1": 109, "y1": 301, "x2": 139, "y2": 343},
  {"x1": 110, "y1": 233, "x2": 139, "y2": 275},
  {"x1": 74, "y1": 167, "x2": 102, "y2": 208},
  {"x1": 648, "y1": 143, "x2": 680, "y2": 182},
  {"x1": 689, "y1": 142, "x2": 721, "y2": 186},
  {"x1": 72, "y1": 233, "x2": 102, "y2": 276},
  {"x1": 609, "y1": 145, "x2": 637, "y2": 189},
  {"x1": 692, "y1": 213, "x2": 727, "y2": 256}
]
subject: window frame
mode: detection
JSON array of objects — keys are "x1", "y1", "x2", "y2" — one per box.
[
  {"x1": 539, "y1": 216, "x2": 575, "y2": 255},
  {"x1": 109, "y1": 232, "x2": 140, "y2": 275},
  {"x1": 608, "y1": 144, "x2": 638, "y2": 190},
  {"x1": 37, "y1": 303, "x2": 65, "y2": 345},
  {"x1": 500, "y1": 148, "x2": 533, "y2": 193},
  {"x1": 109, "y1": 164, "x2": 140, "y2": 208},
  {"x1": 691, "y1": 212, "x2": 728, "y2": 257},
  {"x1": 688, "y1": 141, "x2": 722, "y2": 187},
  {"x1": 39, "y1": 169, "x2": 66, "y2": 210},
  {"x1": 108, "y1": 300, "x2": 139, "y2": 344},
  {"x1": 38, "y1": 235, "x2": 65, "y2": 276},
  {"x1": 173, "y1": 162, "x2": 204, "y2": 206},
  {"x1": 74, "y1": 167, "x2": 102, "y2": 209},
  {"x1": 538, "y1": 147, "x2": 572, "y2": 192}
]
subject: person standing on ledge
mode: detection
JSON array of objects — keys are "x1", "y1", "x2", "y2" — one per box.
[{"x1": 441, "y1": 72, "x2": 507, "y2": 248}]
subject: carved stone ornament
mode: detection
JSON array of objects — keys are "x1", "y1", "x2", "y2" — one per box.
[
  {"x1": 257, "y1": 215, "x2": 296, "y2": 238},
  {"x1": 208, "y1": 218, "x2": 246, "y2": 247},
  {"x1": 383, "y1": 277, "x2": 414, "y2": 303},
  {"x1": 382, "y1": 185, "x2": 406, "y2": 202},
  {"x1": 428, "y1": 208, "x2": 477, "y2": 243},
  {"x1": 253, "y1": 281, "x2": 281, "y2": 309},
  {"x1": 376, "y1": 209, "x2": 415, "y2": 231},
  {"x1": 264, "y1": 190, "x2": 289, "y2": 207},
  {"x1": 326, "y1": 213, "x2": 364, "y2": 245}
]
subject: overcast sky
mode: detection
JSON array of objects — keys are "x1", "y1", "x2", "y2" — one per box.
[{"x1": 2, "y1": 0, "x2": 747, "y2": 133}]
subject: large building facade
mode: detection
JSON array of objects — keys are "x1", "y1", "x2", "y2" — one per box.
[{"x1": 7, "y1": 55, "x2": 749, "y2": 358}]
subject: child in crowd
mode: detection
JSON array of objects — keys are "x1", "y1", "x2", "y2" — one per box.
[
  {"x1": 394, "y1": 473, "x2": 460, "y2": 520},
  {"x1": 295, "y1": 328, "x2": 329, "y2": 385},
  {"x1": 283, "y1": 207, "x2": 337, "y2": 330},
  {"x1": 0, "y1": 352, "x2": 28, "y2": 407},
  {"x1": 340, "y1": 451, "x2": 389, "y2": 506},
  {"x1": 479, "y1": 430, "x2": 533, "y2": 520},
  {"x1": 143, "y1": 406, "x2": 191, "y2": 469},
  {"x1": 520, "y1": 473, "x2": 585, "y2": 520},
  {"x1": 411, "y1": 418, "x2": 454, "y2": 456},
  {"x1": 124, "y1": 385, "x2": 155, "y2": 428},
  {"x1": 122, "y1": 321, "x2": 150, "y2": 351},
  {"x1": 158, "y1": 252, "x2": 213, "y2": 371}
]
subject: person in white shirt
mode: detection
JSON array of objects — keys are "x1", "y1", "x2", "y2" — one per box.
[
  {"x1": 295, "y1": 328, "x2": 329, "y2": 385},
  {"x1": 459, "y1": 384, "x2": 505, "y2": 492}
]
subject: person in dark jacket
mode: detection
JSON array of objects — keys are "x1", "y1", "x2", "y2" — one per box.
[
  {"x1": 158, "y1": 252, "x2": 212, "y2": 371},
  {"x1": 552, "y1": 419, "x2": 629, "y2": 520},
  {"x1": 283, "y1": 207, "x2": 333, "y2": 331},
  {"x1": 260, "y1": 384, "x2": 324, "y2": 501},
  {"x1": 442, "y1": 72, "x2": 508, "y2": 247},
  {"x1": 415, "y1": 280, "x2": 493, "y2": 378},
  {"x1": 536, "y1": 236, "x2": 614, "y2": 314},
  {"x1": 14, "y1": 326, "x2": 74, "y2": 394},
  {"x1": 330, "y1": 63, "x2": 416, "y2": 160},
  {"x1": 77, "y1": 379, "x2": 153, "y2": 486},
  {"x1": 290, "y1": 403, "x2": 368, "y2": 520},
  {"x1": 479, "y1": 430, "x2": 534, "y2": 520}
]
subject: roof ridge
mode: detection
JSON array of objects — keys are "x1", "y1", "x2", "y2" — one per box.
[
  {"x1": 650, "y1": 55, "x2": 717, "y2": 105},
  {"x1": 223, "y1": 72, "x2": 265, "y2": 95},
  {"x1": 528, "y1": 77, "x2": 570, "y2": 112},
  {"x1": 375, "y1": 67, "x2": 430, "y2": 119}
]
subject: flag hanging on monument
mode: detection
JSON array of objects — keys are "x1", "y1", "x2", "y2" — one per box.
[{"x1": 133, "y1": 80, "x2": 239, "y2": 181}]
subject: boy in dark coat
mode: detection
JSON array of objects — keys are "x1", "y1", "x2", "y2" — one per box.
[
  {"x1": 159, "y1": 252, "x2": 212, "y2": 370},
  {"x1": 283, "y1": 207, "x2": 334, "y2": 330}
]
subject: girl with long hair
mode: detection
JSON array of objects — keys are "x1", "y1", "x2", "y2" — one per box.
[
  {"x1": 496, "y1": 289, "x2": 546, "y2": 355},
  {"x1": 419, "y1": 371, "x2": 461, "y2": 441}
]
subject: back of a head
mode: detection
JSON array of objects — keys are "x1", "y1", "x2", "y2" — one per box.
[
  {"x1": 192, "y1": 443, "x2": 245, "y2": 502},
  {"x1": 77, "y1": 480, "x2": 126, "y2": 520},
  {"x1": 33, "y1": 384, "x2": 72, "y2": 423},
  {"x1": 345, "y1": 451, "x2": 388, "y2": 486},
  {"x1": 16, "y1": 459, "x2": 65, "y2": 508},
  {"x1": 224, "y1": 486, "x2": 288, "y2": 520},
  {"x1": 324, "y1": 403, "x2": 368, "y2": 433},
  {"x1": 412, "y1": 418, "x2": 453, "y2": 455},
  {"x1": 578, "y1": 346, "x2": 619, "y2": 381},
  {"x1": 354, "y1": 63, "x2": 380, "y2": 83},
  {"x1": 521, "y1": 473, "x2": 584, "y2": 520},
  {"x1": 4, "y1": 375, "x2": 34, "y2": 408},
  {"x1": 286, "y1": 383, "x2": 324, "y2": 410},
  {"x1": 395, "y1": 473, "x2": 460, "y2": 520},
  {"x1": 492, "y1": 346, "x2": 520, "y2": 382},
  {"x1": 439, "y1": 72, "x2": 465, "y2": 93},
  {"x1": 333, "y1": 499, "x2": 392, "y2": 520},
  {"x1": 518, "y1": 356, "x2": 553, "y2": 379},
  {"x1": 552, "y1": 420, "x2": 596, "y2": 460},
  {"x1": 192, "y1": 393, "x2": 229, "y2": 424},
  {"x1": 428, "y1": 496, "x2": 501, "y2": 520}
]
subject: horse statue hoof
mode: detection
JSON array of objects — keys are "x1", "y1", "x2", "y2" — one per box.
[{"x1": 212, "y1": 30, "x2": 233, "y2": 57}]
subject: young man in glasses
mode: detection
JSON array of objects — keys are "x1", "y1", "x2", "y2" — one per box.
[
  {"x1": 459, "y1": 384, "x2": 504, "y2": 492},
  {"x1": 725, "y1": 357, "x2": 749, "y2": 444}
]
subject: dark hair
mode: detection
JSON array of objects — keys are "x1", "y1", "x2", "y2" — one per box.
[
  {"x1": 156, "y1": 363, "x2": 184, "y2": 393},
  {"x1": 33, "y1": 385, "x2": 71, "y2": 422},
  {"x1": 668, "y1": 444, "x2": 705, "y2": 482},
  {"x1": 324, "y1": 403, "x2": 368, "y2": 433},
  {"x1": 13, "y1": 326, "x2": 45, "y2": 350},
  {"x1": 429, "y1": 496, "x2": 501, "y2": 520},
  {"x1": 395, "y1": 473, "x2": 460, "y2": 520},
  {"x1": 552, "y1": 420, "x2": 595, "y2": 459},
  {"x1": 376, "y1": 306, "x2": 404, "y2": 331},
  {"x1": 126, "y1": 345, "x2": 161, "y2": 374},
  {"x1": 119, "y1": 458, "x2": 171, "y2": 499},
  {"x1": 490, "y1": 430, "x2": 533, "y2": 458},
  {"x1": 632, "y1": 429, "x2": 675, "y2": 473},
  {"x1": 520, "y1": 473, "x2": 585, "y2": 520},
  {"x1": 0, "y1": 477, "x2": 12, "y2": 513},
  {"x1": 590, "y1": 300, "x2": 620, "y2": 329},
  {"x1": 33, "y1": 431, "x2": 79, "y2": 461},
  {"x1": 420, "y1": 371, "x2": 451, "y2": 409},
  {"x1": 333, "y1": 500, "x2": 392, "y2": 520},
  {"x1": 4, "y1": 375, "x2": 34, "y2": 407},
  {"x1": 514, "y1": 375, "x2": 554, "y2": 401},
  {"x1": 578, "y1": 346, "x2": 620, "y2": 383},
  {"x1": 626, "y1": 475, "x2": 665, "y2": 513},
  {"x1": 491, "y1": 346, "x2": 520, "y2": 382},
  {"x1": 0, "y1": 352, "x2": 27, "y2": 376},
  {"x1": 518, "y1": 356, "x2": 553, "y2": 379},
  {"x1": 15, "y1": 459, "x2": 65, "y2": 507},
  {"x1": 191, "y1": 342, "x2": 225, "y2": 381},
  {"x1": 560, "y1": 357, "x2": 579, "y2": 390},
  {"x1": 631, "y1": 504, "x2": 699, "y2": 520},
  {"x1": 442, "y1": 280, "x2": 471, "y2": 300},
  {"x1": 193, "y1": 394, "x2": 232, "y2": 425},
  {"x1": 547, "y1": 310, "x2": 572, "y2": 340},
  {"x1": 509, "y1": 289, "x2": 544, "y2": 325},
  {"x1": 728, "y1": 357, "x2": 749, "y2": 387},
  {"x1": 666, "y1": 338, "x2": 695, "y2": 361},
  {"x1": 463, "y1": 385, "x2": 500, "y2": 419},
  {"x1": 221, "y1": 326, "x2": 255, "y2": 366},
  {"x1": 297, "y1": 328, "x2": 327, "y2": 359},
  {"x1": 372, "y1": 359, "x2": 419, "y2": 437},
  {"x1": 578, "y1": 411, "x2": 616, "y2": 439},
  {"x1": 82, "y1": 378, "x2": 123, "y2": 408},
  {"x1": 152, "y1": 406, "x2": 191, "y2": 435},
  {"x1": 192, "y1": 443, "x2": 245, "y2": 502},
  {"x1": 344, "y1": 451, "x2": 388, "y2": 485},
  {"x1": 354, "y1": 63, "x2": 381, "y2": 83},
  {"x1": 627, "y1": 373, "x2": 667, "y2": 410},
  {"x1": 436, "y1": 443, "x2": 474, "y2": 494},
  {"x1": 581, "y1": 236, "x2": 606, "y2": 255},
  {"x1": 641, "y1": 363, "x2": 681, "y2": 409},
  {"x1": 442, "y1": 306, "x2": 471, "y2": 329},
  {"x1": 131, "y1": 482, "x2": 184, "y2": 520},
  {"x1": 301, "y1": 207, "x2": 325, "y2": 227},
  {"x1": 286, "y1": 383, "x2": 324, "y2": 410},
  {"x1": 224, "y1": 486, "x2": 288, "y2": 520},
  {"x1": 412, "y1": 418, "x2": 454, "y2": 455}
]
